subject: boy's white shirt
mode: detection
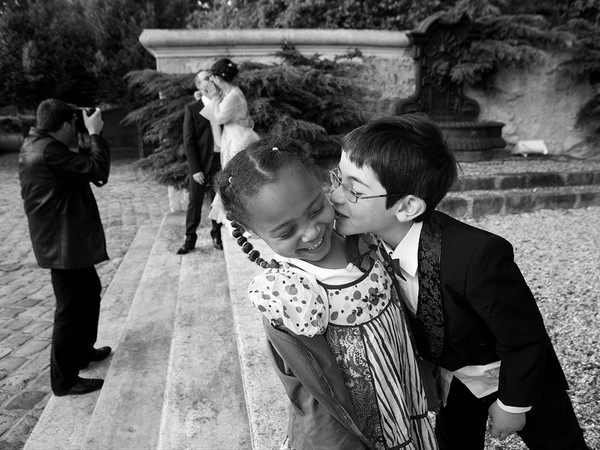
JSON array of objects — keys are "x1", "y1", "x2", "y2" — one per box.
[{"x1": 382, "y1": 222, "x2": 530, "y2": 414}]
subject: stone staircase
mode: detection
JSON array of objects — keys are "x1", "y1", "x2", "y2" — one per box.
[
  {"x1": 23, "y1": 163, "x2": 600, "y2": 450},
  {"x1": 23, "y1": 214, "x2": 258, "y2": 450}
]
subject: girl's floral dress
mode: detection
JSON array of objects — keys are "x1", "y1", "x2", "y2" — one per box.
[{"x1": 249, "y1": 253, "x2": 438, "y2": 450}]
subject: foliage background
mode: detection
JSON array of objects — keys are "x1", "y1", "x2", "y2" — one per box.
[{"x1": 1, "y1": 0, "x2": 600, "y2": 160}]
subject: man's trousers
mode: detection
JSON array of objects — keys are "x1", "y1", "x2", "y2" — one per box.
[{"x1": 50, "y1": 266, "x2": 101, "y2": 392}]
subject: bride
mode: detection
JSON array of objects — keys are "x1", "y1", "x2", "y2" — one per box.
[{"x1": 200, "y1": 58, "x2": 260, "y2": 227}]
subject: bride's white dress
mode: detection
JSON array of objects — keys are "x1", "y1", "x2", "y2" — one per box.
[{"x1": 201, "y1": 86, "x2": 259, "y2": 224}]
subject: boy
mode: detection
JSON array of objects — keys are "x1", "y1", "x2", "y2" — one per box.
[{"x1": 329, "y1": 114, "x2": 589, "y2": 450}]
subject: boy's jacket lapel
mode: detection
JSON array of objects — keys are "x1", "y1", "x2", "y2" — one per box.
[{"x1": 415, "y1": 213, "x2": 445, "y2": 360}]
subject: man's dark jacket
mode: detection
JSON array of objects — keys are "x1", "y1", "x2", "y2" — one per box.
[
  {"x1": 183, "y1": 99, "x2": 214, "y2": 176},
  {"x1": 19, "y1": 128, "x2": 110, "y2": 269}
]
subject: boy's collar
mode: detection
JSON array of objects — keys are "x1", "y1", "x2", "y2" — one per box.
[{"x1": 381, "y1": 221, "x2": 423, "y2": 277}]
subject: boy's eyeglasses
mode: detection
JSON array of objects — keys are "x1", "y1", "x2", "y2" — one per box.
[{"x1": 329, "y1": 169, "x2": 407, "y2": 203}]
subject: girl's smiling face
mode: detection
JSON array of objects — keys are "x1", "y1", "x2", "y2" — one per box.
[{"x1": 245, "y1": 167, "x2": 335, "y2": 264}]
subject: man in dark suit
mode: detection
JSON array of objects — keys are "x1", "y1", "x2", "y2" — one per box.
[
  {"x1": 177, "y1": 69, "x2": 222, "y2": 254},
  {"x1": 331, "y1": 114, "x2": 589, "y2": 449},
  {"x1": 19, "y1": 99, "x2": 112, "y2": 396}
]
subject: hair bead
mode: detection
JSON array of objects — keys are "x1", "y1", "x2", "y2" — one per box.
[
  {"x1": 248, "y1": 250, "x2": 260, "y2": 262},
  {"x1": 242, "y1": 242, "x2": 253, "y2": 253},
  {"x1": 272, "y1": 146, "x2": 279, "y2": 152},
  {"x1": 232, "y1": 227, "x2": 245, "y2": 238},
  {"x1": 237, "y1": 236, "x2": 247, "y2": 246}
]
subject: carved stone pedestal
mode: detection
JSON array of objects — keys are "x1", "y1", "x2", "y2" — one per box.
[
  {"x1": 396, "y1": 13, "x2": 506, "y2": 161},
  {"x1": 439, "y1": 120, "x2": 505, "y2": 162}
]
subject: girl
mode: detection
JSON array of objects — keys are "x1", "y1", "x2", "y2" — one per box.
[
  {"x1": 201, "y1": 58, "x2": 260, "y2": 227},
  {"x1": 217, "y1": 137, "x2": 438, "y2": 450}
]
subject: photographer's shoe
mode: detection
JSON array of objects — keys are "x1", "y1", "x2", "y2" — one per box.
[
  {"x1": 53, "y1": 377, "x2": 104, "y2": 397},
  {"x1": 79, "y1": 346, "x2": 112, "y2": 370}
]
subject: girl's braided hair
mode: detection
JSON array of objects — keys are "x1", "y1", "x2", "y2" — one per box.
[{"x1": 215, "y1": 136, "x2": 321, "y2": 268}]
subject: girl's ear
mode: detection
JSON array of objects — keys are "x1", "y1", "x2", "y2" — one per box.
[{"x1": 394, "y1": 195, "x2": 427, "y2": 223}]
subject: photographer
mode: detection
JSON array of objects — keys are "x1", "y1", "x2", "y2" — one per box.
[{"x1": 19, "y1": 98, "x2": 112, "y2": 396}]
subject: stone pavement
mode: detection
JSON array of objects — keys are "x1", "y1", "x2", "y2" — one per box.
[{"x1": 0, "y1": 153, "x2": 171, "y2": 450}]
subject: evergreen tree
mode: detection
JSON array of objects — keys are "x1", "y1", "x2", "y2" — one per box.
[
  {"x1": 84, "y1": 0, "x2": 157, "y2": 107},
  {"x1": 187, "y1": 0, "x2": 440, "y2": 30},
  {"x1": 0, "y1": 0, "x2": 97, "y2": 109}
]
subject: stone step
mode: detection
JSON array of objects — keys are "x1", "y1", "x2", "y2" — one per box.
[
  {"x1": 23, "y1": 224, "x2": 158, "y2": 450},
  {"x1": 82, "y1": 213, "x2": 182, "y2": 450},
  {"x1": 439, "y1": 184, "x2": 600, "y2": 219},
  {"x1": 221, "y1": 232, "x2": 288, "y2": 449},
  {"x1": 451, "y1": 169, "x2": 600, "y2": 192},
  {"x1": 157, "y1": 231, "x2": 251, "y2": 449}
]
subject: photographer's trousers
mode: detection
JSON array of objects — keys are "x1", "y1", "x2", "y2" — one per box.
[{"x1": 50, "y1": 266, "x2": 101, "y2": 391}]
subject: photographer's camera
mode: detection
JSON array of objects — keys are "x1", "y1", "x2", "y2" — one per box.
[{"x1": 74, "y1": 107, "x2": 97, "y2": 134}]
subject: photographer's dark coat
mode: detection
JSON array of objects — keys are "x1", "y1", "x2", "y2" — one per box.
[{"x1": 19, "y1": 128, "x2": 110, "y2": 269}]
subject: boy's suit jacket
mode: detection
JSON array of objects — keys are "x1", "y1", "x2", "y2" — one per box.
[
  {"x1": 404, "y1": 211, "x2": 568, "y2": 409},
  {"x1": 182, "y1": 99, "x2": 214, "y2": 177}
]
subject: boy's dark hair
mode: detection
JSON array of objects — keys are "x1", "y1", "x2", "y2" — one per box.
[
  {"x1": 342, "y1": 113, "x2": 457, "y2": 222},
  {"x1": 216, "y1": 136, "x2": 320, "y2": 267},
  {"x1": 36, "y1": 99, "x2": 75, "y2": 133},
  {"x1": 210, "y1": 58, "x2": 238, "y2": 82}
]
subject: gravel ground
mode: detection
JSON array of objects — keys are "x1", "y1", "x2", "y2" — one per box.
[
  {"x1": 464, "y1": 208, "x2": 600, "y2": 450},
  {"x1": 458, "y1": 153, "x2": 600, "y2": 176}
]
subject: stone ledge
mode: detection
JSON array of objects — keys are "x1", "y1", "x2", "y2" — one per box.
[
  {"x1": 450, "y1": 170, "x2": 600, "y2": 192},
  {"x1": 140, "y1": 28, "x2": 410, "y2": 59},
  {"x1": 440, "y1": 185, "x2": 600, "y2": 218}
]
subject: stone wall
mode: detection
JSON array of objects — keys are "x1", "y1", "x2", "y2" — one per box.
[
  {"x1": 466, "y1": 51, "x2": 593, "y2": 155},
  {"x1": 140, "y1": 28, "x2": 594, "y2": 155}
]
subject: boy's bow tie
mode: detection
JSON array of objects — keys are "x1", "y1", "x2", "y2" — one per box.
[
  {"x1": 389, "y1": 257, "x2": 407, "y2": 281},
  {"x1": 378, "y1": 247, "x2": 406, "y2": 281}
]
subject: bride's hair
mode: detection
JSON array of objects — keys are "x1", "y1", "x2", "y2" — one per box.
[{"x1": 211, "y1": 58, "x2": 238, "y2": 82}]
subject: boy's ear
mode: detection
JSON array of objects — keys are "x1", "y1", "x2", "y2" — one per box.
[{"x1": 393, "y1": 195, "x2": 427, "y2": 223}]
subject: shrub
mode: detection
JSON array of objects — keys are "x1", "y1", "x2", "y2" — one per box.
[{"x1": 0, "y1": 115, "x2": 36, "y2": 135}]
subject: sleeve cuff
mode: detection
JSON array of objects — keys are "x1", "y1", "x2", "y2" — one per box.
[{"x1": 497, "y1": 398, "x2": 531, "y2": 413}]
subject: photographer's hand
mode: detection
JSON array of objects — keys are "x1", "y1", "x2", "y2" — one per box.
[{"x1": 84, "y1": 108, "x2": 104, "y2": 135}]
